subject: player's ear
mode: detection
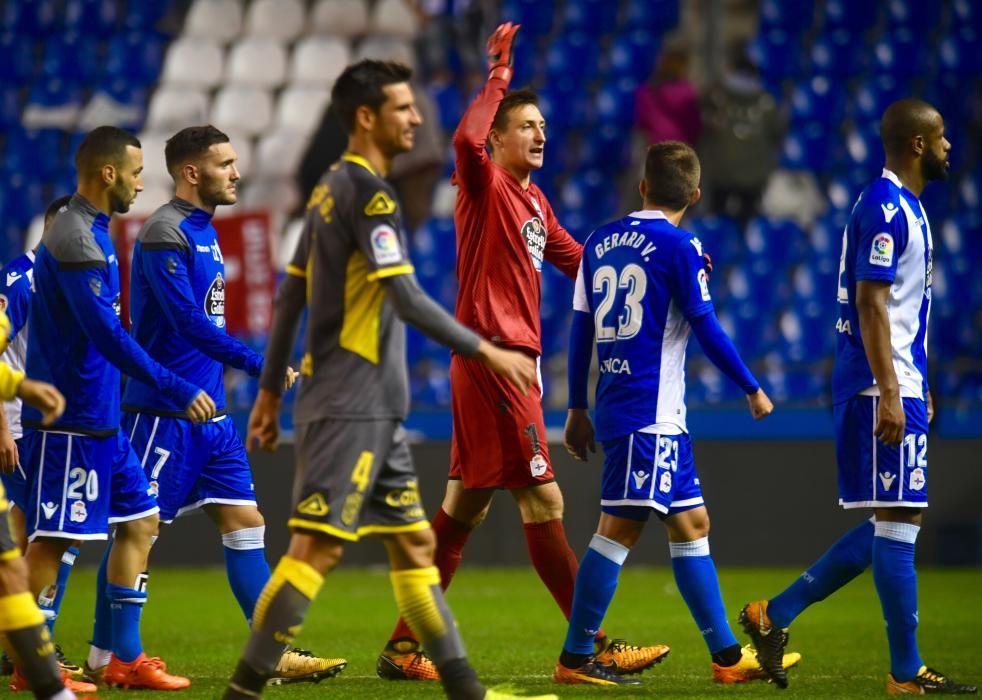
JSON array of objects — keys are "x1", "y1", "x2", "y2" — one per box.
[
  {"x1": 355, "y1": 104, "x2": 376, "y2": 133},
  {"x1": 638, "y1": 178, "x2": 647, "y2": 204},
  {"x1": 911, "y1": 134, "x2": 925, "y2": 157},
  {"x1": 689, "y1": 187, "x2": 701, "y2": 206},
  {"x1": 181, "y1": 162, "x2": 199, "y2": 186},
  {"x1": 101, "y1": 163, "x2": 116, "y2": 186}
]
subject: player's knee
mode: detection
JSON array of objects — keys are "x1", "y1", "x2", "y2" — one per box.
[
  {"x1": 514, "y1": 482, "x2": 564, "y2": 523},
  {"x1": 118, "y1": 513, "x2": 160, "y2": 545},
  {"x1": 287, "y1": 531, "x2": 344, "y2": 575},
  {"x1": 212, "y1": 504, "x2": 265, "y2": 532}
]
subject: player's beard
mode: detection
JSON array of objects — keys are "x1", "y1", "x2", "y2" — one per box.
[
  {"x1": 922, "y1": 148, "x2": 949, "y2": 182},
  {"x1": 109, "y1": 179, "x2": 133, "y2": 214},
  {"x1": 203, "y1": 174, "x2": 237, "y2": 207}
]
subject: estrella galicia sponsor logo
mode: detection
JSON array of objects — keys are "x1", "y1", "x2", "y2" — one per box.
[
  {"x1": 521, "y1": 217, "x2": 545, "y2": 271},
  {"x1": 869, "y1": 232, "x2": 894, "y2": 267},
  {"x1": 205, "y1": 272, "x2": 226, "y2": 328}
]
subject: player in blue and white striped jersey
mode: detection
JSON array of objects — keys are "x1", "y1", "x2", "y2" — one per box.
[
  {"x1": 555, "y1": 142, "x2": 797, "y2": 688},
  {"x1": 741, "y1": 100, "x2": 976, "y2": 695}
]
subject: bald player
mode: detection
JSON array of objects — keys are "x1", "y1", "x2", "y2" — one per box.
[{"x1": 739, "y1": 100, "x2": 976, "y2": 695}]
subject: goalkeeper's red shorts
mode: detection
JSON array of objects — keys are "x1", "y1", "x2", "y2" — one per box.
[{"x1": 448, "y1": 352, "x2": 554, "y2": 490}]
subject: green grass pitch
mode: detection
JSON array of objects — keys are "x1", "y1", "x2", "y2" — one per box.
[{"x1": 47, "y1": 566, "x2": 980, "y2": 698}]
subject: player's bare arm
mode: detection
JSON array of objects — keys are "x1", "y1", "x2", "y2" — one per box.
[
  {"x1": 246, "y1": 388, "x2": 281, "y2": 453},
  {"x1": 856, "y1": 279, "x2": 904, "y2": 445},
  {"x1": 563, "y1": 408, "x2": 596, "y2": 462},
  {"x1": 17, "y1": 378, "x2": 65, "y2": 427},
  {"x1": 0, "y1": 409, "x2": 15, "y2": 472}
]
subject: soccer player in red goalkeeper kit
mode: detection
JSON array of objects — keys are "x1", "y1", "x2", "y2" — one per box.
[{"x1": 377, "y1": 23, "x2": 670, "y2": 681}]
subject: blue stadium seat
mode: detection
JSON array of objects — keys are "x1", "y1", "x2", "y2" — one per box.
[
  {"x1": 850, "y1": 74, "x2": 905, "y2": 124},
  {"x1": 500, "y1": 0, "x2": 554, "y2": 37},
  {"x1": 509, "y1": 37, "x2": 540, "y2": 87},
  {"x1": 938, "y1": 29, "x2": 980, "y2": 76},
  {"x1": 583, "y1": 123, "x2": 631, "y2": 173},
  {"x1": 41, "y1": 33, "x2": 103, "y2": 82},
  {"x1": 884, "y1": 0, "x2": 941, "y2": 30},
  {"x1": 1, "y1": 0, "x2": 60, "y2": 36},
  {"x1": 822, "y1": 0, "x2": 879, "y2": 35},
  {"x1": 0, "y1": 33, "x2": 37, "y2": 85},
  {"x1": 951, "y1": 0, "x2": 982, "y2": 30},
  {"x1": 562, "y1": 0, "x2": 617, "y2": 35},
  {"x1": 0, "y1": 86, "x2": 23, "y2": 129},
  {"x1": 0, "y1": 173, "x2": 45, "y2": 229},
  {"x1": 809, "y1": 29, "x2": 861, "y2": 77},
  {"x1": 430, "y1": 82, "x2": 463, "y2": 135},
  {"x1": 687, "y1": 215, "x2": 744, "y2": 265},
  {"x1": 104, "y1": 32, "x2": 167, "y2": 85},
  {"x1": 781, "y1": 122, "x2": 834, "y2": 173},
  {"x1": 750, "y1": 29, "x2": 801, "y2": 80},
  {"x1": 539, "y1": 76, "x2": 590, "y2": 129},
  {"x1": 122, "y1": 0, "x2": 172, "y2": 32},
  {"x1": 2, "y1": 129, "x2": 64, "y2": 180},
  {"x1": 23, "y1": 78, "x2": 83, "y2": 131},
  {"x1": 834, "y1": 124, "x2": 881, "y2": 181},
  {"x1": 544, "y1": 33, "x2": 599, "y2": 82},
  {"x1": 605, "y1": 29, "x2": 659, "y2": 84},
  {"x1": 744, "y1": 217, "x2": 807, "y2": 271},
  {"x1": 593, "y1": 78, "x2": 637, "y2": 127},
  {"x1": 560, "y1": 169, "x2": 617, "y2": 225},
  {"x1": 759, "y1": 0, "x2": 814, "y2": 34},
  {"x1": 872, "y1": 28, "x2": 925, "y2": 78},
  {"x1": 64, "y1": 0, "x2": 121, "y2": 34},
  {"x1": 790, "y1": 75, "x2": 846, "y2": 125},
  {"x1": 621, "y1": 0, "x2": 679, "y2": 33}
]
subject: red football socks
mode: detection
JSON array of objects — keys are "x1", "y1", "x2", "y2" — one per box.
[{"x1": 523, "y1": 518, "x2": 581, "y2": 620}]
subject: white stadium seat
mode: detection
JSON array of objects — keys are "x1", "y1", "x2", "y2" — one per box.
[
  {"x1": 275, "y1": 86, "x2": 330, "y2": 135},
  {"x1": 244, "y1": 0, "x2": 305, "y2": 40},
  {"x1": 183, "y1": 0, "x2": 243, "y2": 43},
  {"x1": 160, "y1": 38, "x2": 224, "y2": 89},
  {"x1": 211, "y1": 86, "x2": 273, "y2": 136},
  {"x1": 369, "y1": 0, "x2": 419, "y2": 39},
  {"x1": 145, "y1": 87, "x2": 210, "y2": 131},
  {"x1": 310, "y1": 0, "x2": 369, "y2": 37},
  {"x1": 128, "y1": 181, "x2": 175, "y2": 216},
  {"x1": 289, "y1": 36, "x2": 350, "y2": 87},
  {"x1": 354, "y1": 36, "x2": 415, "y2": 68},
  {"x1": 135, "y1": 131, "x2": 172, "y2": 186},
  {"x1": 241, "y1": 176, "x2": 300, "y2": 214},
  {"x1": 226, "y1": 37, "x2": 288, "y2": 88},
  {"x1": 253, "y1": 128, "x2": 309, "y2": 179},
  {"x1": 223, "y1": 129, "x2": 254, "y2": 179}
]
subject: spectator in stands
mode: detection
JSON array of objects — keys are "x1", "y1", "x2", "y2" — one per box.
[
  {"x1": 634, "y1": 43, "x2": 702, "y2": 147},
  {"x1": 699, "y1": 42, "x2": 784, "y2": 225},
  {"x1": 297, "y1": 84, "x2": 445, "y2": 232}
]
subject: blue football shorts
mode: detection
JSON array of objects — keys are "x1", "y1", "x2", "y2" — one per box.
[
  {"x1": 123, "y1": 412, "x2": 256, "y2": 523},
  {"x1": 24, "y1": 430, "x2": 159, "y2": 541},
  {"x1": 834, "y1": 394, "x2": 928, "y2": 509},
  {"x1": 0, "y1": 437, "x2": 28, "y2": 511},
  {"x1": 599, "y1": 430, "x2": 703, "y2": 521}
]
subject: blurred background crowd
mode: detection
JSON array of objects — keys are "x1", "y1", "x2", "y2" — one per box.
[{"x1": 0, "y1": 0, "x2": 979, "y2": 436}]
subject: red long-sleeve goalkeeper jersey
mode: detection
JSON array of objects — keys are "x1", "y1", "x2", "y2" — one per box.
[{"x1": 451, "y1": 75, "x2": 583, "y2": 356}]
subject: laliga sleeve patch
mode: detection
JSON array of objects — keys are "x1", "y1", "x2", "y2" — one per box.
[
  {"x1": 364, "y1": 190, "x2": 397, "y2": 216},
  {"x1": 370, "y1": 224, "x2": 403, "y2": 266},
  {"x1": 697, "y1": 268, "x2": 711, "y2": 301},
  {"x1": 869, "y1": 232, "x2": 894, "y2": 267}
]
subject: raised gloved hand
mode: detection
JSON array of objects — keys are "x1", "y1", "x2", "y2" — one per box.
[{"x1": 487, "y1": 22, "x2": 520, "y2": 82}]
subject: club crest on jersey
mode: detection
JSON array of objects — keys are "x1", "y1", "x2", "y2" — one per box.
[
  {"x1": 521, "y1": 217, "x2": 545, "y2": 271},
  {"x1": 869, "y1": 233, "x2": 894, "y2": 267},
  {"x1": 530, "y1": 453, "x2": 548, "y2": 477},
  {"x1": 70, "y1": 500, "x2": 87, "y2": 523},
  {"x1": 909, "y1": 467, "x2": 925, "y2": 491},
  {"x1": 370, "y1": 224, "x2": 402, "y2": 266},
  {"x1": 205, "y1": 273, "x2": 226, "y2": 328}
]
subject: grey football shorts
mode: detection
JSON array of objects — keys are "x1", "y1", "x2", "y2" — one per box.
[{"x1": 288, "y1": 418, "x2": 428, "y2": 541}]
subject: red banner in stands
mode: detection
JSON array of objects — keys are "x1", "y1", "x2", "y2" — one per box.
[{"x1": 114, "y1": 211, "x2": 275, "y2": 337}]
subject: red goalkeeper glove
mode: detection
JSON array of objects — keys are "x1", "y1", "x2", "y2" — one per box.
[
  {"x1": 703, "y1": 252, "x2": 713, "y2": 278},
  {"x1": 487, "y1": 22, "x2": 520, "y2": 82}
]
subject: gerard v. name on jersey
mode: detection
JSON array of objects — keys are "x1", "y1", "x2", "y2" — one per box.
[{"x1": 593, "y1": 230, "x2": 658, "y2": 260}]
